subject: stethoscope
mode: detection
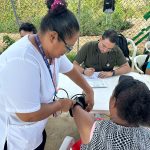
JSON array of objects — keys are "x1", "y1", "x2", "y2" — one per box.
[
  {"x1": 53, "y1": 88, "x2": 85, "y2": 117},
  {"x1": 54, "y1": 88, "x2": 85, "y2": 101}
]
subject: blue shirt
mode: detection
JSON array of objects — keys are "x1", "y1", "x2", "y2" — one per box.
[{"x1": 146, "y1": 62, "x2": 150, "y2": 69}]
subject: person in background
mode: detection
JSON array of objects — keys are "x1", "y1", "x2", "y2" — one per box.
[
  {"x1": 19, "y1": 22, "x2": 37, "y2": 37},
  {"x1": 0, "y1": 0, "x2": 94, "y2": 149},
  {"x1": 146, "y1": 62, "x2": 150, "y2": 75},
  {"x1": 73, "y1": 29, "x2": 131, "y2": 78},
  {"x1": 72, "y1": 76, "x2": 150, "y2": 149}
]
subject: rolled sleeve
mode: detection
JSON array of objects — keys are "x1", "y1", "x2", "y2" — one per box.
[
  {"x1": 59, "y1": 55, "x2": 73, "y2": 73},
  {"x1": 75, "y1": 43, "x2": 89, "y2": 64},
  {"x1": 0, "y1": 58, "x2": 41, "y2": 113}
]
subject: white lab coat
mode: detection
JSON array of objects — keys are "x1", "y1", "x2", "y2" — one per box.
[{"x1": 0, "y1": 36, "x2": 73, "y2": 150}]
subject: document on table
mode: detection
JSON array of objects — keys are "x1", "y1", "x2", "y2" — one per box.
[
  {"x1": 88, "y1": 72, "x2": 100, "y2": 79},
  {"x1": 87, "y1": 79, "x2": 108, "y2": 88},
  {"x1": 83, "y1": 72, "x2": 109, "y2": 88}
]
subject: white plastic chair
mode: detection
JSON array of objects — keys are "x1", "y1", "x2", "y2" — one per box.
[
  {"x1": 145, "y1": 41, "x2": 150, "y2": 53},
  {"x1": 126, "y1": 38, "x2": 138, "y2": 70},
  {"x1": 134, "y1": 55, "x2": 150, "y2": 74},
  {"x1": 59, "y1": 136, "x2": 75, "y2": 150}
]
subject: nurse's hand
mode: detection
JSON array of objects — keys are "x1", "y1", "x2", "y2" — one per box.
[
  {"x1": 85, "y1": 92, "x2": 94, "y2": 112},
  {"x1": 82, "y1": 88, "x2": 94, "y2": 112},
  {"x1": 58, "y1": 99, "x2": 75, "y2": 112}
]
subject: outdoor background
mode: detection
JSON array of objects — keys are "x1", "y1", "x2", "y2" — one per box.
[
  {"x1": 0, "y1": 0, "x2": 149, "y2": 149},
  {"x1": 0, "y1": 0, "x2": 150, "y2": 56}
]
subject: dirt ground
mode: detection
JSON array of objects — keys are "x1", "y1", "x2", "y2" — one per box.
[
  {"x1": 44, "y1": 113, "x2": 79, "y2": 150},
  {"x1": 44, "y1": 113, "x2": 108, "y2": 150}
]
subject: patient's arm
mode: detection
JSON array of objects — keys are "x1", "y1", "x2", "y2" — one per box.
[{"x1": 73, "y1": 106, "x2": 95, "y2": 144}]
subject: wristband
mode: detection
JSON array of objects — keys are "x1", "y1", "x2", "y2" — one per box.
[
  {"x1": 83, "y1": 69, "x2": 86, "y2": 75},
  {"x1": 111, "y1": 70, "x2": 115, "y2": 76}
]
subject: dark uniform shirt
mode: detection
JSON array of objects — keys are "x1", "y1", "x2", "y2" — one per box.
[{"x1": 75, "y1": 41, "x2": 127, "y2": 72}]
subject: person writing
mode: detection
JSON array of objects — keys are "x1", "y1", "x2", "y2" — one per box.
[
  {"x1": 0, "y1": 0, "x2": 94, "y2": 149},
  {"x1": 73, "y1": 29, "x2": 131, "y2": 78}
]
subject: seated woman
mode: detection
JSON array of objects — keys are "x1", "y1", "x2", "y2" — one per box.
[
  {"x1": 146, "y1": 62, "x2": 150, "y2": 75},
  {"x1": 72, "y1": 76, "x2": 150, "y2": 150}
]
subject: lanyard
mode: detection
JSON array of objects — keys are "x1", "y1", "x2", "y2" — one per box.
[{"x1": 34, "y1": 35, "x2": 57, "y2": 95}]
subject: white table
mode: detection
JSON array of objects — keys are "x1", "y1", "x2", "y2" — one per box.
[{"x1": 58, "y1": 72, "x2": 150, "y2": 114}]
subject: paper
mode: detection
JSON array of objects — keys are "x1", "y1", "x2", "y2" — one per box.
[
  {"x1": 87, "y1": 79, "x2": 108, "y2": 88},
  {"x1": 83, "y1": 72, "x2": 100, "y2": 80}
]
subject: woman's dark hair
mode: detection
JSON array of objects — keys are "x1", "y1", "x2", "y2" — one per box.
[
  {"x1": 19, "y1": 22, "x2": 37, "y2": 34},
  {"x1": 40, "y1": 0, "x2": 79, "y2": 41},
  {"x1": 113, "y1": 76, "x2": 150, "y2": 126},
  {"x1": 102, "y1": 29, "x2": 117, "y2": 43}
]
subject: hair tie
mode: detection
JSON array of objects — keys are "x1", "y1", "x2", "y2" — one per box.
[{"x1": 51, "y1": 0, "x2": 65, "y2": 10}]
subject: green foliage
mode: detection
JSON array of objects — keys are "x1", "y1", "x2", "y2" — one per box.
[
  {"x1": 66, "y1": 52, "x2": 77, "y2": 62},
  {"x1": 68, "y1": 0, "x2": 136, "y2": 35},
  {"x1": 0, "y1": 0, "x2": 46, "y2": 33},
  {"x1": 0, "y1": 0, "x2": 18, "y2": 32},
  {"x1": 2, "y1": 35, "x2": 15, "y2": 51},
  {"x1": 16, "y1": 0, "x2": 46, "y2": 30},
  {"x1": 0, "y1": 0, "x2": 149, "y2": 35}
]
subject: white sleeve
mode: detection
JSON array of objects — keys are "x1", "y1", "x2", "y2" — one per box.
[
  {"x1": 0, "y1": 58, "x2": 41, "y2": 113},
  {"x1": 59, "y1": 55, "x2": 73, "y2": 73}
]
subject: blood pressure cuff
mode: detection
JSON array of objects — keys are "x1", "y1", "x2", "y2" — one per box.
[{"x1": 69, "y1": 95, "x2": 87, "y2": 117}]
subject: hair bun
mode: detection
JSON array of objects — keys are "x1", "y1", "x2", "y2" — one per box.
[{"x1": 46, "y1": 0, "x2": 67, "y2": 14}]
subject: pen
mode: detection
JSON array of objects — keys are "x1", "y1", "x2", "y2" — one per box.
[{"x1": 92, "y1": 86, "x2": 107, "y2": 88}]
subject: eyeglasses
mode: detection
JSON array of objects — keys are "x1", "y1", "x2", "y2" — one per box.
[
  {"x1": 59, "y1": 35, "x2": 74, "y2": 53},
  {"x1": 101, "y1": 42, "x2": 113, "y2": 51},
  {"x1": 98, "y1": 40, "x2": 115, "y2": 51}
]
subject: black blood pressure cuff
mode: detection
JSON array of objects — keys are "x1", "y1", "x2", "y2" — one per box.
[{"x1": 69, "y1": 95, "x2": 87, "y2": 117}]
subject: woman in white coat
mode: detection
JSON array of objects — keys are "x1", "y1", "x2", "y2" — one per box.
[{"x1": 0, "y1": 0, "x2": 94, "y2": 149}]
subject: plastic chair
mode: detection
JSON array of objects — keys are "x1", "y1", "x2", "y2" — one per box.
[
  {"x1": 59, "y1": 136, "x2": 75, "y2": 150},
  {"x1": 126, "y1": 38, "x2": 138, "y2": 70},
  {"x1": 145, "y1": 41, "x2": 150, "y2": 53},
  {"x1": 72, "y1": 140, "x2": 82, "y2": 150},
  {"x1": 134, "y1": 55, "x2": 150, "y2": 74}
]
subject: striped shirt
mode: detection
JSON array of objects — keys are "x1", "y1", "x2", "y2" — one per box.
[{"x1": 81, "y1": 120, "x2": 150, "y2": 150}]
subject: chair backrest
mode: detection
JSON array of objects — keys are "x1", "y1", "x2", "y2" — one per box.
[
  {"x1": 126, "y1": 38, "x2": 137, "y2": 70},
  {"x1": 59, "y1": 136, "x2": 75, "y2": 150},
  {"x1": 145, "y1": 41, "x2": 150, "y2": 52},
  {"x1": 134, "y1": 55, "x2": 150, "y2": 74}
]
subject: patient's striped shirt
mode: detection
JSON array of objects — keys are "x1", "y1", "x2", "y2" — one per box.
[{"x1": 81, "y1": 120, "x2": 150, "y2": 150}]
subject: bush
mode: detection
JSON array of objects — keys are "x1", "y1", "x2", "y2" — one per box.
[
  {"x1": 66, "y1": 52, "x2": 77, "y2": 62},
  {"x1": 77, "y1": 0, "x2": 134, "y2": 36},
  {"x1": 2, "y1": 35, "x2": 15, "y2": 51},
  {"x1": 0, "y1": 0, "x2": 148, "y2": 35}
]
